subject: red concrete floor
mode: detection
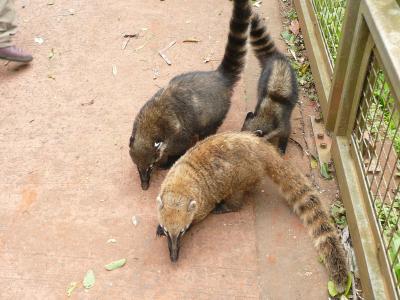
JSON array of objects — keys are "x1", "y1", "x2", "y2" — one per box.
[{"x1": 0, "y1": 0, "x2": 339, "y2": 299}]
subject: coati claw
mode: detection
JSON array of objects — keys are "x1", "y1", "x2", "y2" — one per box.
[{"x1": 156, "y1": 224, "x2": 166, "y2": 237}]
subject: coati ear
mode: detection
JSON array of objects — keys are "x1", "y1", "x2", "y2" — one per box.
[
  {"x1": 156, "y1": 196, "x2": 164, "y2": 210},
  {"x1": 245, "y1": 112, "x2": 254, "y2": 120},
  {"x1": 187, "y1": 200, "x2": 197, "y2": 212},
  {"x1": 129, "y1": 135, "x2": 135, "y2": 147},
  {"x1": 155, "y1": 141, "x2": 167, "y2": 161},
  {"x1": 154, "y1": 141, "x2": 163, "y2": 150},
  {"x1": 254, "y1": 130, "x2": 264, "y2": 137}
]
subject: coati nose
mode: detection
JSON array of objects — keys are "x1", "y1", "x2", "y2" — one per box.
[
  {"x1": 169, "y1": 248, "x2": 180, "y2": 262},
  {"x1": 138, "y1": 169, "x2": 151, "y2": 190},
  {"x1": 168, "y1": 235, "x2": 180, "y2": 262},
  {"x1": 140, "y1": 180, "x2": 150, "y2": 190}
]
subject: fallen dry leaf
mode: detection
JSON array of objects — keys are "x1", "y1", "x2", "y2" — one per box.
[
  {"x1": 289, "y1": 20, "x2": 300, "y2": 35},
  {"x1": 34, "y1": 37, "x2": 44, "y2": 44},
  {"x1": 66, "y1": 282, "x2": 77, "y2": 297}
]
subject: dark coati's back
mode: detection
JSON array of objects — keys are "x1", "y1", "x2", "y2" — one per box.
[
  {"x1": 242, "y1": 13, "x2": 298, "y2": 154},
  {"x1": 130, "y1": 0, "x2": 252, "y2": 190}
]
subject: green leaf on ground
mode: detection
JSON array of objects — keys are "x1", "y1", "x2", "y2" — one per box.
[
  {"x1": 104, "y1": 258, "x2": 127, "y2": 271},
  {"x1": 328, "y1": 280, "x2": 338, "y2": 297},
  {"x1": 320, "y1": 162, "x2": 333, "y2": 179},
  {"x1": 66, "y1": 281, "x2": 77, "y2": 297},
  {"x1": 83, "y1": 269, "x2": 95, "y2": 289},
  {"x1": 310, "y1": 157, "x2": 318, "y2": 169},
  {"x1": 345, "y1": 272, "x2": 352, "y2": 296},
  {"x1": 281, "y1": 31, "x2": 295, "y2": 45}
]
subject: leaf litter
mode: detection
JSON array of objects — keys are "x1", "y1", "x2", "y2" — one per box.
[
  {"x1": 66, "y1": 281, "x2": 78, "y2": 297},
  {"x1": 83, "y1": 269, "x2": 95, "y2": 289}
]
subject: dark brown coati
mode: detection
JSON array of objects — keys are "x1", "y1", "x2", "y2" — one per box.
[
  {"x1": 156, "y1": 132, "x2": 348, "y2": 292},
  {"x1": 129, "y1": 0, "x2": 252, "y2": 190},
  {"x1": 241, "y1": 12, "x2": 298, "y2": 154}
]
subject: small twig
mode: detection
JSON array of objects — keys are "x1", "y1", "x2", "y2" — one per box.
[
  {"x1": 297, "y1": 101, "x2": 317, "y2": 187},
  {"x1": 158, "y1": 40, "x2": 176, "y2": 65},
  {"x1": 124, "y1": 33, "x2": 138, "y2": 38},
  {"x1": 182, "y1": 38, "x2": 201, "y2": 43},
  {"x1": 122, "y1": 33, "x2": 139, "y2": 50},
  {"x1": 289, "y1": 137, "x2": 304, "y2": 155},
  {"x1": 159, "y1": 52, "x2": 172, "y2": 65}
]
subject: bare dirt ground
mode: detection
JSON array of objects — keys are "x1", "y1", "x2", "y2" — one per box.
[{"x1": 0, "y1": 0, "x2": 341, "y2": 299}]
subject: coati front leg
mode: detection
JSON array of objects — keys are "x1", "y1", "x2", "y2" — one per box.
[
  {"x1": 262, "y1": 125, "x2": 290, "y2": 154},
  {"x1": 212, "y1": 192, "x2": 244, "y2": 214},
  {"x1": 277, "y1": 124, "x2": 291, "y2": 154}
]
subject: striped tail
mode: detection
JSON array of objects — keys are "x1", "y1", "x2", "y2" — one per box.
[
  {"x1": 217, "y1": 0, "x2": 252, "y2": 84},
  {"x1": 267, "y1": 163, "x2": 348, "y2": 292},
  {"x1": 250, "y1": 12, "x2": 277, "y2": 65}
]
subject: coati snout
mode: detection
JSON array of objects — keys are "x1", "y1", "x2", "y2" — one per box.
[{"x1": 156, "y1": 194, "x2": 196, "y2": 262}]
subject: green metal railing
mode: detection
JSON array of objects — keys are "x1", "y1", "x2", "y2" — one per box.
[
  {"x1": 311, "y1": 0, "x2": 347, "y2": 66},
  {"x1": 295, "y1": 0, "x2": 400, "y2": 298}
]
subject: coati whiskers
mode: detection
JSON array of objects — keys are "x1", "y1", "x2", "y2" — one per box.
[
  {"x1": 129, "y1": 0, "x2": 252, "y2": 190},
  {"x1": 241, "y1": 12, "x2": 298, "y2": 154},
  {"x1": 156, "y1": 132, "x2": 348, "y2": 292}
]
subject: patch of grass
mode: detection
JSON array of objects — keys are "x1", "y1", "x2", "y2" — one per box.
[
  {"x1": 312, "y1": 0, "x2": 347, "y2": 64},
  {"x1": 364, "y1": 70, "x2": 400, "y2": 156},
  {"x1": 280, "y1": 6, "x2": 316, "y2": 98},
  {"x1": 331, "y1": 201, "x2": 347, "y2": 229},
  {"x1": 375, "y1": 198, "x2": 400, "y2": 282}
]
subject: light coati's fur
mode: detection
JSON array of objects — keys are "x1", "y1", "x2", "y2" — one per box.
[
  {"x1": 241, "y1": 13, "x2": 298, "y2": 154},
  {"x1": 156, "y1": 132, "x2": 348, "y2": 292},
  {"x1": 129, "y1": 0, "x2": 252, "y2": 190}
]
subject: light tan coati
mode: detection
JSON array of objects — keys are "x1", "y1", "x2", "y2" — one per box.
[
  {"x1": 156, "y1": 132, "x2": 348, "y2": 292},
  {"x1": 129, "y1": 0, "x2": 252, "y2": 190},
  {"x1": 241, "y1": 13, "x2": 298, "y2": 154}
]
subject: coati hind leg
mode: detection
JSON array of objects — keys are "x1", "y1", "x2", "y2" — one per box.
[{"x1": 212, "y1": 192, "x2": 244, "y2": 214}]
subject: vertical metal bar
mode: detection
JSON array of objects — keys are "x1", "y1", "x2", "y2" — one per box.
[{"x1": 326, "y1": 0, "x2": 361, "y2": 130}]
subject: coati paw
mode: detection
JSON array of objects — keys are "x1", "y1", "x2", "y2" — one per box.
[
  {"x1": 212, "y1": 202, "x2": 234, "y2": 214},
  {"x1": 156, "y1": 224, "x2": 166, "y2": 237}
]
